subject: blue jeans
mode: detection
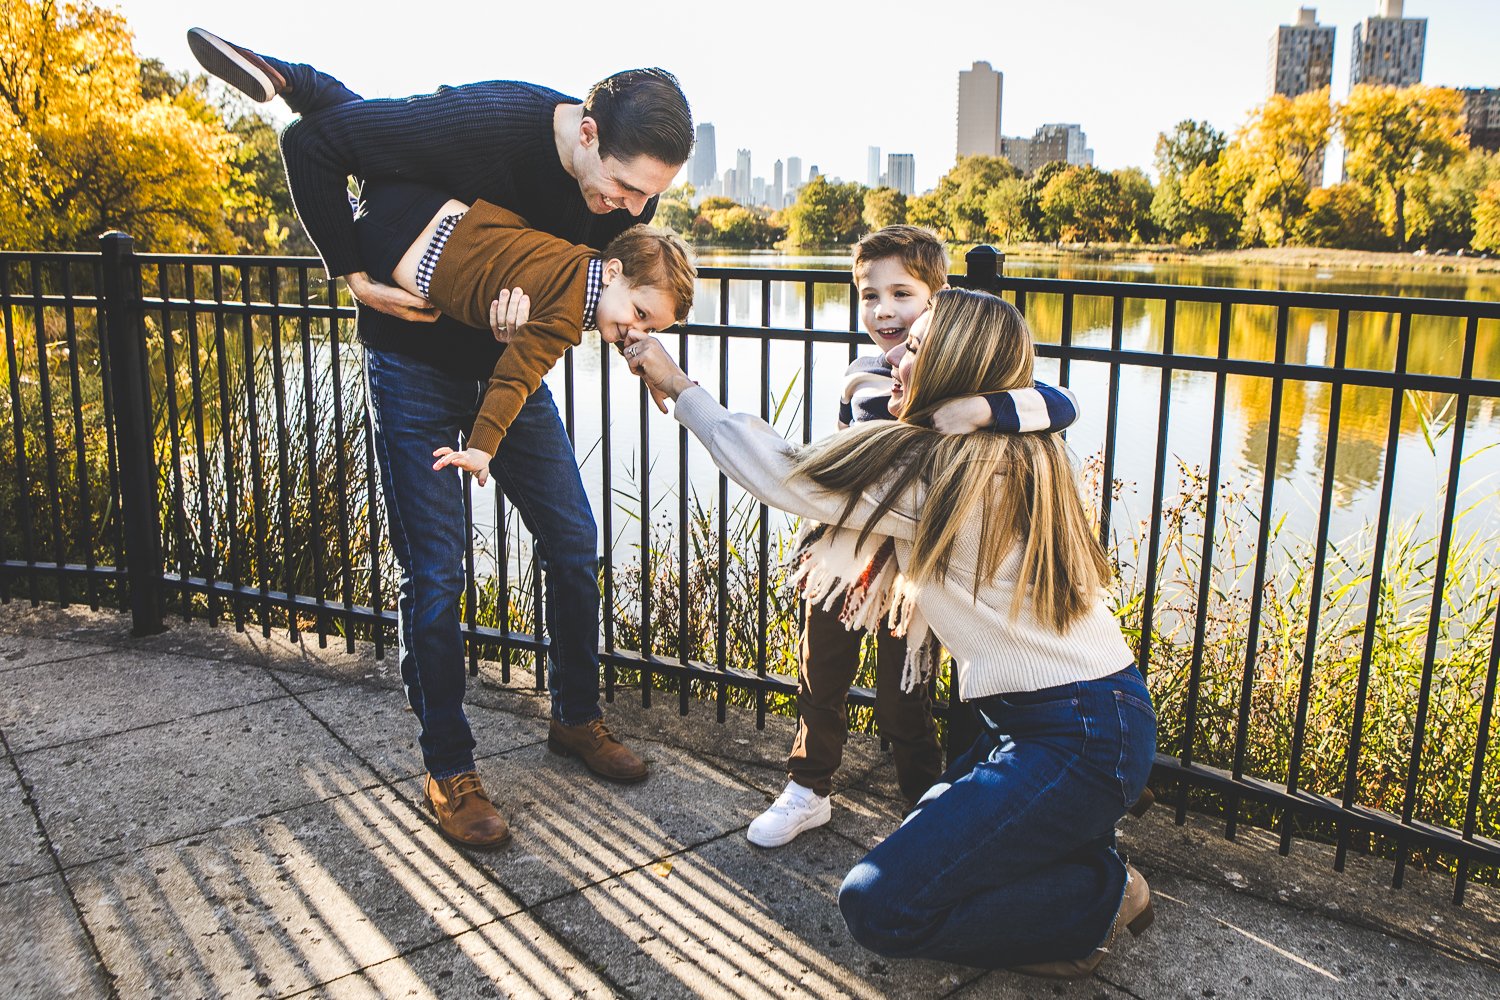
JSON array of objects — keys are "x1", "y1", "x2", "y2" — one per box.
[
  {"x1": 838, "y1": 665, "x2": 1156, "y2": 969},
  {"x1": 364, "y1": 346, "x2": 604, "y2": 779}
]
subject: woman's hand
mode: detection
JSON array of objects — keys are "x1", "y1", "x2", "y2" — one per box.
[
  {"x1": 931, "y1": 396, "x2": 992, "y2": 435},
  {"x1": 622, "y1": 335, "x2": 693, "y2": 413},
  {"x1": 488, "y1": 288, "x2": 530, "y2": 344},
  {"x1": 432, "y1": 446, "x2": 493, "y2": 486}
]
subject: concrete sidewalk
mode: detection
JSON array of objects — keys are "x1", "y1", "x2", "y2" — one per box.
[{"x1": 0, "y1": 601, "x2": 1496, "y2": 999}]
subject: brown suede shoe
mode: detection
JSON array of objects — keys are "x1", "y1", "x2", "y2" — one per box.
[
  {"x1": 424, "y1": 771, "x2": 511, "y2": 849},
  {"x1": 547, "y1": 718, "x2": 649, "y2": 783},
  {"x1": 1009, "y1": 863, "x2": 1153, "y2": 979}
]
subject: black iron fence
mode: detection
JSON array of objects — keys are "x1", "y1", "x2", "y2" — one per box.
[{"x1": 2, "y1": 233, "x2": 1498, "y2": 902}]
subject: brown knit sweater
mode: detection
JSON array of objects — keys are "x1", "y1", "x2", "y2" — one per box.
[{"x1": 425, "y1": 200, "x2": 596, "y2": 455}]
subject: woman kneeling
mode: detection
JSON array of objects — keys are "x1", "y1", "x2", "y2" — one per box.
[{"x1": 626, "y1": 287, "x2": 1156, "y2": 976}]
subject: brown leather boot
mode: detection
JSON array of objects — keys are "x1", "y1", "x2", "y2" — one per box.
[
  {"x1": 1009, "y1": 863, "x2": 1154, "y2": 979},
  {"x1": 424, "y1": 771, "x2": 511, "y2": 849},
  {"x1": 547, "y1": 718, "x2": 649, "y2": 783}
]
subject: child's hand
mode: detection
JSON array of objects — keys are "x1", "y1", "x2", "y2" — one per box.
[
  {"x1": 432, "y1": 446, "x2": 494, "y2": 486},
  {"x1": 931, "y1": 396, "x2": 992, "y2": 435},
  {"x1": 488, "y1": 288, "x2": 530, "y2": 344}
]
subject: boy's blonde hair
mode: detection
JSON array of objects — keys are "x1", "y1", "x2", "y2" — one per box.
[
  {"x1": 851, "y1": 225, "x2": 949, "y2": 295},
  {"x1": 605, "y1": 226, "x2": 696, "y2": 323}
]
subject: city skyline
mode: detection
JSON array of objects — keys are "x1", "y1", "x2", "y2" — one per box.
[{"x1": 110, "y1": 1, "x2": 1499, "y2": 193}]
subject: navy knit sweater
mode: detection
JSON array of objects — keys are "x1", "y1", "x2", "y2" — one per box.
[{"x1": 279, "y1": 80, "x2": 656, "y2": 374}]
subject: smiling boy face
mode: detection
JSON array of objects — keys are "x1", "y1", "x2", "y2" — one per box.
[{"x1": 857, "y1": 257, "x2": 936, "y2": 354}]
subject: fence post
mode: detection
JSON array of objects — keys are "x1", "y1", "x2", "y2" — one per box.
[
  {"x1": 964, "y1": 244, "x2": 1005, "y2": 290},
  {"x1": 100, "y1": 231, "x2": 166, "y2": 636}
]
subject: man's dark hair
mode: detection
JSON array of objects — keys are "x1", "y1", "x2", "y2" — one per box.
[{"x1": 584, "y1": 68, "x2": 694, "y2": 167}]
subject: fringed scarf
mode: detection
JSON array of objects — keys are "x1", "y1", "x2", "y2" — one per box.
[{"x1": 788, "y1": 522, "x2": 936, "y2": 692}]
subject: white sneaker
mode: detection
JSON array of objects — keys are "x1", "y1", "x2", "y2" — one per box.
[{"x1": 747, "y1": 781, "x2": 832, "y2": 847}]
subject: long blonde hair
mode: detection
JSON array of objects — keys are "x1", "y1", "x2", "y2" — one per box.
[{"x1": 790, "y1": 288, "x2": 1110, "y2": 630}]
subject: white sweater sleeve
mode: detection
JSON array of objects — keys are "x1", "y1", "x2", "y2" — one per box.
[{"x1": 673, "y1": 386, "x2": 917, "y2": 540}]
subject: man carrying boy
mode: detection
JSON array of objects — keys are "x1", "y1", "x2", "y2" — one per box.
[
  {"x1": 747, "y1": 226, "x2": 1080, "y2": 847},
  {"x1": 188, "y1": 28, "x2": 693, "y2": 849}
]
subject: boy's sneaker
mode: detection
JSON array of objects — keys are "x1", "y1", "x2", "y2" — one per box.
[
  {"x1": 747, "y1": 781, "x2": 831, "y2": 847},
  {"x1": 186, "y1": 28, "x2": 286, "y2": 102}
]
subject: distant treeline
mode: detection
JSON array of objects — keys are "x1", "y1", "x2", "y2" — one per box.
[{"x1": 662, "y1": 85, "x2": 1500, "y2": 255}]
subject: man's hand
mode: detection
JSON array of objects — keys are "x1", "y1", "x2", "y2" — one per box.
[
  {"x1": 345, "y1": 272, "x2": 439, "y2": 323},
  {"x1": 931, "y1": 396, "x2": 993, "y2": 435},
  {"x1": 432, "y1": 446, "x2": 494, "y2": 486},
  {"x1": 488, "y1": 287, "x2": 531, "y2": 344}
]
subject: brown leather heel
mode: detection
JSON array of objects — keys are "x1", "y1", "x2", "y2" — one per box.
[{"x1": 1127, "y1": 786, "x2": 1155, "y2": 818}]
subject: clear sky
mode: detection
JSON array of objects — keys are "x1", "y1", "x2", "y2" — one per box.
[{"x1": 114, "y1": 0, "x2": 1499, "y2": 192}]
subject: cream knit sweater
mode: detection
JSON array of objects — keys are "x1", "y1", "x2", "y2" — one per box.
[{"x1": 673, "y1": 386, "x2": 1135, "y2": 700}]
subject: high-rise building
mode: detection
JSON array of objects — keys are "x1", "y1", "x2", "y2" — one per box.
[
  {"x1": 868, "y1": 146, "x2": 883, "y2": 187},
  {"x1": 773, "y1": 159, "x2": 785, "y2": 210},
  {"x1": 1461, "y1": 88, "x2": 1500, "y2": 153},
  {"x1": 1001, "y1": 124, "x2": 1092, "y2": 175},
  {"x1": 1350, "y1": 0, "x2": 1426, "y2": 89},
  {"x1": 752, "y1": 176, "x2": 766, "y2": 205},
  {"x1": 721, "y1": 168, "x2": 738, "y2": 203},
  {"x1": 809, "y1": 165, "x2": 821, "y2": 182},
  {"x1": 1268, "y1": 8, "x2": 1336, "y2": 98},
  {"x1": 735, "y1": 149, "x2": 752, "y2": 203},
  {"x1": 956, "y1": 61, "x2": 1004, "y2": 160},
  {"x1": 786, "y1": 156, "x2": 803, "y2": 191},
  {"x1": 690, "y1": 122, "x2": 717, "y2": 189},
  {"x1": 886, "y1": 154, "x2": 916, "y2": 196}
]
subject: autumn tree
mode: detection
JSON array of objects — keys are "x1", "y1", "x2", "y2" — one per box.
[
  {"x1": 1404, "y1": 150, "x2": 1500, "y2": 251},
  {"x1": 1340, "y1": 84, "x2": 1468, "y2": 249},
  {"x1": 0, "y1": 0, "x2": 240, "y2": 251},
  {"x1": 862, "y1": 187, "x2": 907, "y2": 230},
  {"x1": 1473, "y1": 181, "x2": 1500, "y2": 253},
  {"x1": 920, "y1": 155, "x2": 1020, "y2": 242},
  {"x1": 1220, "y1": 89, "x2": 1333, "y2": 246}
]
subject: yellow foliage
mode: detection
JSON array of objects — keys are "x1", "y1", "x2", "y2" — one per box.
[
  {"x1": 0, "y1": 0, "x2": 239, "y2": 251},
  {"x1": 1221, "y1": 88, "x2": 1332, "y2": 247}
]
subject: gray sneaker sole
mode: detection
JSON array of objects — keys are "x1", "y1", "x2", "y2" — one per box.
[{"x1": 187, "y1": 28, "x2": 275, "y2": 102}]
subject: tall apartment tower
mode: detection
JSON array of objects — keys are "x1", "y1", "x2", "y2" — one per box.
[
  {"x1": 772, "y1": 159, "x2": 785, "y2": 210},
  {"x1": 867, "y1": 146, "x2": 883, "y2": 187},
  {"x1": 786, "y1": 157, "x2": 803, "y2": 192},
  {"x1": 1350, "y1": 0, "x2": 1426, "y2": 88},
  {"x1": 1460, "y1": 88, "x2": 1500, "y2": 153},
  {"x1": 886, "y1": 154, "x2": 916, "y2": 196},
  {"x1": 956, "y1": 61, "x2": 1003, "y2": 160},
  {"x1": 735, "y1": 149, "x2": 752, "y2": 203},
  {"x1": 690, "y1": 123, "x2": 717, "y2": 189},
  {"x1": 1268, "y1": 8, "x2": 1335, "y2": 97}
]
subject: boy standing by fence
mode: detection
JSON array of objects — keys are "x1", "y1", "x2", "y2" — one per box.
[{"x1": 747, "y1": 226, "x2": 1081, "y2": 847}]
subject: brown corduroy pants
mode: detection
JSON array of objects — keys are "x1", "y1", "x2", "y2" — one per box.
[{"x1": 787, "y1": 600, "x2": 943, "y2": 808}]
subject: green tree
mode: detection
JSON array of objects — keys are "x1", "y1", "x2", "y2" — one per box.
[
  {"x1": 862, "y1": 186, "x2": 907, "y2": 230},
  {"x1": 0, "y1": 0, "x2": 239, "y2": 251},
  {"x1": 1340, "y1": 84, "x2": 1468, "y2": 249},
  {"x1": 1220, "y1": 89, "x2": 1332, "y2": 246},
  {"x1": 921, "y1": 155, "x2": 1019, "y2": 241},
  {"x1": 1039, "y1": 166, "x2": 1127, "y2": 244},
  {"x1": 1473, "y1": 181, "x2": 1500, "y2": 253},
  {"x1": 1113, "y1": 167, "x2": 1157, "y2": 242},
  {"x1": 652, "y1": 183, "x2": 696, "y2": 234},
  {"x1": 783, "y1": 176, "x2": 866, "y2": 247},
  {"x1": 982, "y1": 176, "x2": 1030, "y2": 242}
]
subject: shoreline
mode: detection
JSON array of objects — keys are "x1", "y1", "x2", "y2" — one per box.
[
  {"x1": 965, "y1": 243, "x2": 1500, "y2": 275},
  {"x1": 696, "y1": 243, "x2": 1500, "y2": 275}
]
